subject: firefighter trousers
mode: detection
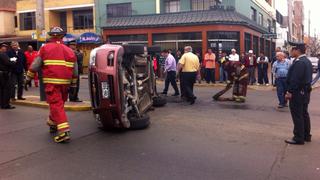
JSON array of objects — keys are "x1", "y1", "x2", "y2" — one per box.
[{"x1": 45, "y1": 84, "x2": 70, "y2": 132}]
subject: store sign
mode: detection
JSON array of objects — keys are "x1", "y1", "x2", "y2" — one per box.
[
  {"x1": 77, "y1": 32, "x2": 102, "y2": 44},
  {"x1": 262, "y1": 34, "x2": 277, "y2": 39}
]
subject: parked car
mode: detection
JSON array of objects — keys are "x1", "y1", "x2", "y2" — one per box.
[
  {"x1": 88, "y1": 44, "x2": 166, "y2": 130},
  {"x1": 308, "y1": 57, "x2": 319, "y2": 73}
]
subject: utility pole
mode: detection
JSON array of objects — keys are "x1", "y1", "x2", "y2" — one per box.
[
  {"x1": 308, "y1": 10, "x2": 311, "y2": 39},
  {"x1": 36, "y1": 0, "x2": 46, "y2": 101}
]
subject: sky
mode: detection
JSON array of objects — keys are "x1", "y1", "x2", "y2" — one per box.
[{"x1": 276, "y1": 0, "x2": 320, "y2": 36}]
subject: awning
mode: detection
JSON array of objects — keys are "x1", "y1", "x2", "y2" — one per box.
[
  {"x1": 63, "y1": 33, "x2": 77, "y2": 43},
  {"x1": 0, "y1": 36, "x2": 35, "y2": 43},
  {"x1": 76, "y1": 32, "x2": 102, "y2": 44}
]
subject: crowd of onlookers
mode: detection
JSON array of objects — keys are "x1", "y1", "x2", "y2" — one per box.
[{"x1": 0, "y1": 41, "x2": 83, "y2": 109}]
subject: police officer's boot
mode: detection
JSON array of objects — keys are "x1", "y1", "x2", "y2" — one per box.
[
  {"x1": 54, "y1": 131, "x2": 71, "y2": 143},
  {"x1": 47, "y1": 119, "x2": 57, "y2": 133}
]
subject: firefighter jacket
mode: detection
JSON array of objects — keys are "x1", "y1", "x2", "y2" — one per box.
[{"x1": 27, "y1": 38, "x2": 78, "y2": 85}]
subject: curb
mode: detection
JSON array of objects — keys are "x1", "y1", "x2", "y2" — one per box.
[{"x1": 12, "y1": 96, "x2": 92, "y2": 111}]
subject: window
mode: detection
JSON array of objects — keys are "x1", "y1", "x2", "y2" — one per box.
[
  {"x1": 245, "y1": 33, "x2": 252, "y2": 53},
  {"x1": 19, "y1": 12, "x2": 36, "y2": 30},
  {"x1": 165, "y1": 0, "x2": 180, "y2": 13},
  {"x1": 251, "y1": 7, "x2": 257, "y2": 21},
  {"x1": 267, "y1": 19, "x2": 272, "y2": 32},
  {"x1": 107, "y1": 3, "x2": 132, "y2": 17},
  {"x1": 258, "y1": 13, "x2": 263, "y2": 26},
  {"x1": 191, "y1": 0, "x2": 217, "y2": 11},
  {"x1": 73, "y1": 10, "x2": 93, "y2": 29},
  {"x1": 14, "y1": 16, "x2": 18, "y2": 28}
]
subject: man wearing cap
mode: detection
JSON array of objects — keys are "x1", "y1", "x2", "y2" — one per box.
[
  {"x1": 285, "y1": 42, "x2": 313, "y2": 145},
  {"x1": 26, "y1": 27, "x2": 78, "y2": 143},
  {"x1": 229, "y1": 49, "x2": 239, "y2": 62},
  {"x1": 257, "y1": 52, "x2": 269, "y2": 86},
  {"x1": 0, "y1": 43, "x2": 16, "y2": 109},
  {"x1": 68, "y1": 41, "x2": 83, "y2": 102},
  {"x1": 244, "y1": 50, "x2": 257, "y2": 85}
]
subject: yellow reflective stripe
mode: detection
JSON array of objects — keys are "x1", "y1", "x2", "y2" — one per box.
[
  {"x1": 57, "y1": 123, "x2": 69, "y2": 129},
  {"x1": 43, "y1": 60, "x2": 74, "y2": 67},
  {"x1": 72, "y1": 78, "x2": 77, "y2": 84},
  {"x1": 43, "y1": 78, "x2": 72, "y2": 84},
  {"x1": 58, "y1": 122, "x2": 68, "y2": 127}
]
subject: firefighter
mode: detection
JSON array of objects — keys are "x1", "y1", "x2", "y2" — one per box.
[{"x1": 25, "y1": 27, "x2": 78, "y2": 143}]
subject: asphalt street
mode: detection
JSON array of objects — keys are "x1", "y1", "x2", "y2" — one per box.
[{"x1": 0, "y1": 79, "x2": 320, "y2": 180}]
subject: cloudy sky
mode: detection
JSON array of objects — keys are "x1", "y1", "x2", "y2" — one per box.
[{"x1": 276, "y1": 0, "x2": 320, "y2": 36}]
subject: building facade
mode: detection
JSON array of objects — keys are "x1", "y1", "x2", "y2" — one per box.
[
  {"x1": 0, "y1": 0, "x2": 16, "y2": 38},
  {"x1": 98, "y1": 0, "x2": 276, "y2": 60},
  {"x1": 287, "y1": 0, "x2": 304, "y2": 42}
]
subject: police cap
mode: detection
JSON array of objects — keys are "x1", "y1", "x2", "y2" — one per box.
[{"x1": 288, "y1": 41, "x2": 306, "y2": 52}]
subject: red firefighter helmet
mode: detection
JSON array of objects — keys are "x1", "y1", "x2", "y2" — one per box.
[{"x1": 47, "y1": 27, "x2": 66, "y2": 37}]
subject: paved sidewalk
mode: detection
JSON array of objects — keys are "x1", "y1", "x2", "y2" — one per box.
[{"x1": 11, "y1": 96, "x2": 91, "y2": 111}]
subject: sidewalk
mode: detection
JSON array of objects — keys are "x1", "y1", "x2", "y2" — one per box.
[{"x1": 11, "y1": 96, "x2": 91, "y2": 111}]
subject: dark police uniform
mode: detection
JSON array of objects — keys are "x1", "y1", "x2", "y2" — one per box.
[
  {"x1": 286, "y1": 43, "x2": 313, "y2": 144},
  {"x1": 0, "y1": 48, "x2": 16, "y2": 109},
  {"x1": 68, "y1": 41, "x2": 83, "y2": 102}
]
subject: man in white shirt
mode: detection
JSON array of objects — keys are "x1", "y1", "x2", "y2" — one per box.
[{"x1": 229, "y1": 48, "x2": 239, "y2": 61}]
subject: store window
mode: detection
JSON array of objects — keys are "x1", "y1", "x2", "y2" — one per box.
[
  {"x1": 253, "y1": 36, "x2": 259, "y2": 56},
  {"x1": 153, "y1": 32, "x2": 202, "y2": 54},
  {"x1": 260, "y1": 38, "x2": 265, "y2": 54},
  {"x1": 19, "y1": 12, "x2": 36, "y2": 30},
  {"x1": 245, "y1": 33, "x2": 252, "y2": 53},
  {"x1": 207, "y1": 31, "x2": 240, "y2": 53},
  {"x1": 165, "y1": 0, "x2": 180, "y2": 13},
  {"x1": 265, "y1": 40, "x2": 271, "y2": 58},
  {"x1": 191, "y1": 0, "x2": 216, "y2": 11},
  {"x1": 108, "y1": 34, "x2": 148, "y2": 45},
  {"x1": 73, "y1": 9, "x2": 93, "y2": 29},
  {"x1": 14, "y1": 16, "x2": 18, "y2": 28},
  {"x1": 107, "y1": 3, "x2": 132, "y2": 17}
]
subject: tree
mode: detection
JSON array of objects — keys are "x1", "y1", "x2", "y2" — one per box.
[{"x1": 308, "y1": 36, "x2": 320, "y2": 56}]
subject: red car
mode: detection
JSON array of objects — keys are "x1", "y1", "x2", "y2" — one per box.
[{"x1": 89, "y1": 44, "x2": 166, "y2": 130}]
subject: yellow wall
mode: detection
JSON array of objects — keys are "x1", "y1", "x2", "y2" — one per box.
[
  {"x1": 0, "y1": 11, "x2": 15, "y2": 36},
  {"x1": 16, "y1": 0, "x2": 95, "y2": 37}
]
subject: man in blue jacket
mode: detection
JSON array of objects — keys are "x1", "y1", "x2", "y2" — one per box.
[{"x1": 7, "y1": 41, "x2": 26, "y2": 100}]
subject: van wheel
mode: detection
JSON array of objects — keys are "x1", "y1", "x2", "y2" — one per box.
[
  {"x1": 129, "y1": 114, "x2": 150, "y2": 130},
  {"x1": 153, "y1": 96, "x2": 167, "y2": 107}
]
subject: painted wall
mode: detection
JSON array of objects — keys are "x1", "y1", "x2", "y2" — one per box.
[
  {"x1": 96, "y1": 0, "x2": 157, "y2": 32},
  {"x1": 16, "y1": 0, "x2": 95, "y2": 37},
  {"x1": 235, "y1": 0, "x2": 275, "y2": 30},
  {"x1": 0, "y1": 11, "x2": 15, "y2": 37}
]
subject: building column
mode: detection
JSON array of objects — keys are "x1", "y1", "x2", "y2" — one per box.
[
  {"x1": 250, "y1": 34, "x2": 253, "y2": 51},
  {"x1": 148, "y1": 32, "x2": 153, "y2": 47},
  {"x1": 239, "y1": 30, "x2": 245, "y2": 53}
]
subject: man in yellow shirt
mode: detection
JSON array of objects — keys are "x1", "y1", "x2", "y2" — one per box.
[
  {"x1": 204, "y1": 48, "x2": 216, "y2": 84},
  {"x1": 177, "y1": 46, "x2": 200, "y2": 105}
]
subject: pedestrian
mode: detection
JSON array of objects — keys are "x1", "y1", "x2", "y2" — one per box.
[
  {"x1": 244, "y1": 50, "x2": 257, "y2": 85},
  {"x1": 229, "y1": 48, "x2": 240, "y2": 62},
  {"x1": 161, "y1": 49, "x2": 180, "y2": 96},
  {"x1": 257, "y1": 52, "x2": 269, "y2": 86},
  {"x1": 285, "y1": 41, "x2": 313, "y2": 145},
  {"x1": 271, "y1": 47, "x2": 282, "y2": 86},
  {"x1": 25, "y1": 27, "x2": 78, "y2": 143},
  {"x1": 218, "y1": 52, "x2": 229, "y2": 83},
  {"x1": 240, "y1": 52, "x2": 246, "y2": 65},
  {"x1": 204, "y1": 48, "x2": 216, "y2": 84},
  {"x1": 158, "y1": 52, "x2": 166, "y2": 80},
  {"x1": 24, "y1": 45, "x2": 39, "y2": 87},
  {"x1": 7, "y1": 41, "x2": 27, "y2": 100},
  {"x1": 68, "y1": 41, "x2": 83, "y2": 102},
  {"x1": 177, "y1": 46, "x2": 200, "y2": 105},
  {"x1": 152, "y1": 55, "x2": 158, "y2": 77},
  {"x1": 0, "y1": 43, "x2": 16, "y2": 109},
  {"x1": 272, "y1": 52, "x2": 290, "y2": 108}
]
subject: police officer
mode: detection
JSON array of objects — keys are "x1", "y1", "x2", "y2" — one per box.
[
  {"x1": 0, "y1": 43, "x2": 16, "y2": 109},
  {"x1": 285, "y1": 41, "x2": 313, "y2": 145}
]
